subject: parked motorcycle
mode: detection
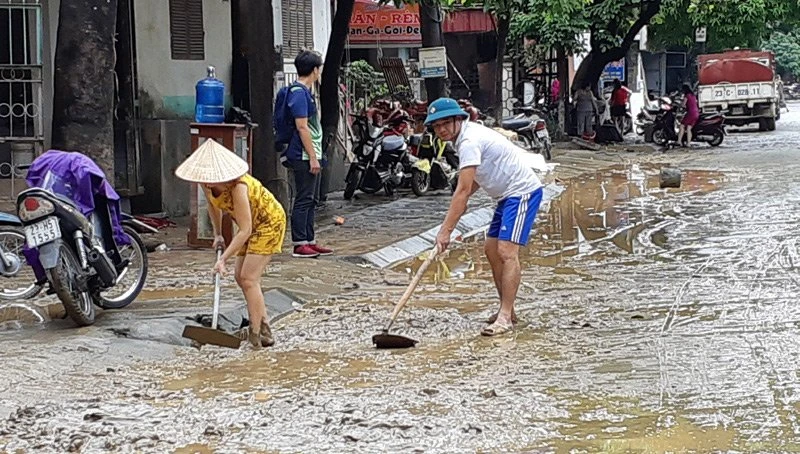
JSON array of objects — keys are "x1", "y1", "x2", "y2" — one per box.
[
  {"x1": 652, "y1": 97, "x2": 725, "y2": 147},
  {"x1": 408, "y1": 130, "x2": 460, "y2": 196},
  {"x1": 344, "y1": 114, "x2": 412, "y2": 199},
  {"x1": 15, "y1": 151, "x2": 150, "y2": 326},
  {"x1": 501, "y1": 105, "x2": 552, "y2": 160}
]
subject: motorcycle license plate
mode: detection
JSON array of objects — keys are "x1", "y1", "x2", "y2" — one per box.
[
  {"x1": 536, "y1": 130, "x2": 548, "y2": 139},
  {"x1": 24, "y1": 217, "x2": 61, "y2": 248}
]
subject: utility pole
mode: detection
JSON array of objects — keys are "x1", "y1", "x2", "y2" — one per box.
[
  {"x1": 237, "y1": 0, "x2": 289, "y2": 210},
  {"x1": 418, "y1": 0, "x2": 447, "y2": 100},
  {"x1": 556, "y1": 47, "x2": 569, "y2": 138}
]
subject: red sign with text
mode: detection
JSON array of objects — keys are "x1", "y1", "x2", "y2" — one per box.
[{"x1": 349, "y1": 1, "x2": 422, "y2": 44}]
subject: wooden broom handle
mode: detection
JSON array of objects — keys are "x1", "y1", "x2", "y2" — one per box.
[{"x1": 385, "y1": 245, "x2": 440, "y2": 330}]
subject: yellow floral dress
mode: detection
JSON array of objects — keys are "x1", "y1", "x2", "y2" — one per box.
[{"x1": 207, "y1": 174, "x2": 286, "y2": 256}]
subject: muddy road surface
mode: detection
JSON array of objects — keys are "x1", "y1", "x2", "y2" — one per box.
[{"x1": 1, "y1": 104, "x2": 800, "y2": 452}]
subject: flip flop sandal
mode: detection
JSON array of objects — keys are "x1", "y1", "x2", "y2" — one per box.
[
  {"x1": 487, "y1": 312, "x2": 518, "y2": 324},
  {"x1": 481, "y1": 320, "x2": 514, "y2": 337}
]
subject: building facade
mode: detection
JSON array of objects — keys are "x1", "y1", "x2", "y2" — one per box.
[{"x1": 8, "y1": 0, "x2": 332, "y2": 216}]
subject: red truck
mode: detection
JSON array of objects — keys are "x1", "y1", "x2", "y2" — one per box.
[{"x1": 697, "y1": 50, "x2": 783, "y2": 131}]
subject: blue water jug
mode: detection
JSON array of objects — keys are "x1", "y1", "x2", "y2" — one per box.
[{"x1": 195, "y1": 66, "x2": 225, "y2": 123}]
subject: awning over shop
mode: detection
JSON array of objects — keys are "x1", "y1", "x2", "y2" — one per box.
[{"x1": 348, "y1": 0, "x2": 494, "y2": 46}]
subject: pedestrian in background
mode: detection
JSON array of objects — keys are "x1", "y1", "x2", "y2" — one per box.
[
  {"x1": 677, "y1": 84, "x2": 699, "y2": 147},
  {"x1": 280, "y1": 50, "x2": 333, "y2": 258},
  {"x1": 609, "y1": 79, "x2": 630, "y2": 133},
  {"x1": 574, "y1": 84, "x2": 597, "y2": 140}
]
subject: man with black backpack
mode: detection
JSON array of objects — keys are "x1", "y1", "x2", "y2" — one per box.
[{"x1": 273, "y1": 50, "x2": 333, "y2": 258}]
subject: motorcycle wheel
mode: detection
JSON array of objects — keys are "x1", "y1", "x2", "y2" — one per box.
[
  {"x1": 0, "y1": 226, "x2": 43, "y2": 301},
  {"x1": 519, "y1": 135, "x2": 534, "y2": 151},
  {"x1": 543, "y1": 141, "x2": 552, "y2": 161},
  {"x1": 653, "y1": 129, "x2": 669, "y2": 146},
  {"x1": 48, "y1": 240, "x2": 95, "y2": 326},
  {"x1": 411, "y1": 169, "x2": 429, "y2": 197},
  {"x1": 384, "y1": 183, "x2": 395, "y2": 197},
  {"x1": 343, "y1": 168, "x2": 362, "y2": 200},
  {"x1": 708, "y1": 130, "x2": 724, "y2": 147},
  {"x1": 94, "y1": 225, "x2": 148, "y2": 310},
  {"x1": 624, "y1": 117, "x2": 633, "y2": 135}
]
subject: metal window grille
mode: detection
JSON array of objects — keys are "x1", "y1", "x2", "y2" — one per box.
[
  {"x1": 169, "y1": 0, "x2": 205, "y2": 60},
  {"x1": 0, "y1": 0, "x2": 43, "y2": 142}
]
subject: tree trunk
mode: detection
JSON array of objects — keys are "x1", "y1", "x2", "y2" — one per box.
[
  {"x1": 419, "y1": 1, "x2": 447, "y2": 100},
  {"x1": 573, "y1": 1, "x2": 662, "y2": 95},
  {"x1": 321, "y1": 0, "x2": 355, "y2": 155},
  {"x1": 572, "y1": 51, "x2": 611, "y2": 96},
  {"x1": 239, "y1": 0, "x2": 289, "y2": 209},
  {"x1": 51, "y1": 0, "x2": 119, "y2": 183},
  {"x1": 319, "y1": 0, "x2": 356, "y2": 199},
  {"x1": 493, "y1": 16, "x2": 510, "y2": 121}
]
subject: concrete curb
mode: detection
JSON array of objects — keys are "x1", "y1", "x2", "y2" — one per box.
[{"x1": 359, "y1": 183, "x2": 566, "y2": 269}]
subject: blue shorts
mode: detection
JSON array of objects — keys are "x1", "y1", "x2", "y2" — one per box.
[{"x1": 487, "y1": 188, "x2": 543, "y2": 246}]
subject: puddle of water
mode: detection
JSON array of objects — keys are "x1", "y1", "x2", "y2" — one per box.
[{"x1": 399, "y1": 165, "x2": 726, "y2": 281}]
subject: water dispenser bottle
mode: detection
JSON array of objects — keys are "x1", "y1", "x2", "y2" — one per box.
[{"x1": 195, "y1": 66, "x2": 225, "y2": 123}]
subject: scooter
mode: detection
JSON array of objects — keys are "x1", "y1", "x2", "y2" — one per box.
[
  {"x1": 652, "y1": 98, "x2": 726, "y2": 148},
  {"x1": 16, "y1": 151, "x2": 150, "y2": 326},
  {"x1": 501, "y1": 105, "x2": 552, "y2": 160},
  {"x1": 343, "y1": 115, "x2": 412, "y2": 199},
  {"x1": 408, "y1": 130, "x2": 459, "y2": 196}
]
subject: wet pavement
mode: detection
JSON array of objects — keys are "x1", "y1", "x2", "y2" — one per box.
[{"x1": 2, "y1": 103, "x2": 800, "y2": 452}]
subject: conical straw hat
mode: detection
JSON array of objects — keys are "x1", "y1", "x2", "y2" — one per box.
[{"x1": 175, "y1": 139, "x2": 249, "y2": 183}]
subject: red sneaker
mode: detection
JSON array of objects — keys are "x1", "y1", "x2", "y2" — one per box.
[
  {"x1": 292, "y1": 245, "x2": 320, "y2": 258},
  {"x1": 310, "y1": 244, "x2": 333, "y2": 256}
]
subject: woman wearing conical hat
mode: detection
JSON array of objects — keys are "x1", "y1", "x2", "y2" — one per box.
[{"x1": 175, "y1": 139, "x2": 286, "y2": 349}]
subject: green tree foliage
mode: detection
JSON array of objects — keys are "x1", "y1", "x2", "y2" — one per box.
[
  {"x1": 764, "y1": 32, "x2": 800, "y2": 80},
  {"x1": 649, "y1": 0, "x2": 800, "y2": 51},
  {"x1": 511, "y1": 0, "x2": 662, "y2": 90}
]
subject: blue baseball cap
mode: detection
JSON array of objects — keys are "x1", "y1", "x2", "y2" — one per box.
[{"x1": 424, "y1": 98, "x2": 469, "y2": 125}]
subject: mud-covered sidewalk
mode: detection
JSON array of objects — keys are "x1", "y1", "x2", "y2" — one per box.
[{"x1": 2, "y1": 105, "x2": 800, "y2": 452}]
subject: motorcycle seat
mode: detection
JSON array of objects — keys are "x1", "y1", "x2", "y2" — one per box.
[
  {"x1": 382, "y1": 135, "x2": 406, "y2": 152},
  {"x1": 501, "y1": 118, "x2": 532, "y2": 131}
]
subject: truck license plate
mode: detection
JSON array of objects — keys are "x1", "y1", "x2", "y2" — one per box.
[{"x1": 24, "y1": 217, "x2": 61, "y2": 248}]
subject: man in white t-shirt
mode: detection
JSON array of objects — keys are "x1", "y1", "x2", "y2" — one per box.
[{"x1": 426, "y1": 98, "x2": 544, "y2": 337}]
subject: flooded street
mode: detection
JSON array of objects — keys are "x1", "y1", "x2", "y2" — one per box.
[{"x1": 2, "y1": 105, "x2": 800, "y2": 452}]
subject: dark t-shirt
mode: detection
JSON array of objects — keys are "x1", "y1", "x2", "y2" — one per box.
[{"x1": 284, "y1": 83, "x2": 322, "y2": 162}]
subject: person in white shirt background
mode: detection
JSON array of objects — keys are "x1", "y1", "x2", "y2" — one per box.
[{"x1": 427, "y1": 98, "x2": 544, "y2": 337}]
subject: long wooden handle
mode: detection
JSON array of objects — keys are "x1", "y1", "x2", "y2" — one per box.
[{"x1": 384, "y1": 246, "x2": 440, "y2": 332}]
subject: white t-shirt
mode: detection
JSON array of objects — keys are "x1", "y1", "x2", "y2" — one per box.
[{"x1": 455, "y1": 122, "x2": 542, "y2": 200}]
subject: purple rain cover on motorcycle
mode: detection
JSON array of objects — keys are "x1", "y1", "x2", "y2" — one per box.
[{"x1": 25, "y1": 150, "x2": 129, "y2": 246}]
